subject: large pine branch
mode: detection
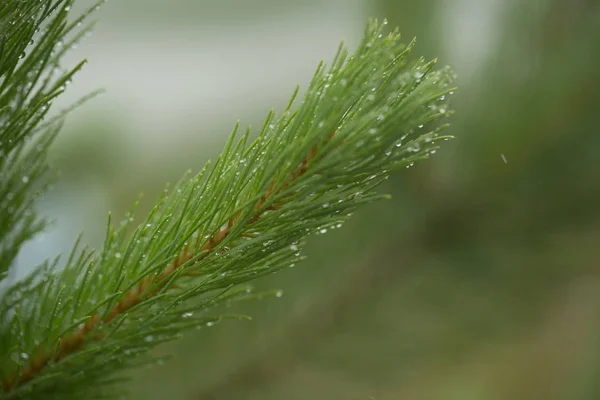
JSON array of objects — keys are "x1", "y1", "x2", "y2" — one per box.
[{"x1": 0, "y1": 3, "x2": 455, "y2": 399}]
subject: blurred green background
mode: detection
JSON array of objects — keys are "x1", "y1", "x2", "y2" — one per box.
[{"x1": 17, "y1": 0, "x2": 600, "y2": 399}]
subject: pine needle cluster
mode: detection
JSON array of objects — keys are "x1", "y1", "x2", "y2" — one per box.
[{"x1": 0, "y1": 1, "x2": 455, "y2": 399}]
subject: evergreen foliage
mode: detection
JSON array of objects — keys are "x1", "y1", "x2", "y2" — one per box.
[
  {"x1": 0, "y1": 1, "x2": 455, "y2": 399},
  {"x1": 0, "y1": 0, "x2": 98, "y2": 282}
]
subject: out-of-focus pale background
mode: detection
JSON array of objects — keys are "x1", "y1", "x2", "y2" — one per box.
[{"x1": 17, "y1": 0, "x2": 600, "y2": 399}]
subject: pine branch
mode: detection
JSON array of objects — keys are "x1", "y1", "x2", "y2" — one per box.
[
  {"x1": 0, "y1": 0, "x2": 102, "y2": 281},
  {"x1": 0, "y1": 8, "x2": 456, "y2": 400}
]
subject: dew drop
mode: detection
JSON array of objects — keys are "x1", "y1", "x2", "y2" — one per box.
[{"x1": 21, "y1": 176, "x2": 29, "y2": 183}]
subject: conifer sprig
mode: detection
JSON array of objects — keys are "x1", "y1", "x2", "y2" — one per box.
[
  {"x1": 0, "y1": 0, "x2": 102, "y2": 281},
  {"x1": 0, "y1": 8, "x2": 456, "y2": 400}
]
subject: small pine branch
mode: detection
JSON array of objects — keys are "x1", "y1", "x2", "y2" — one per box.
[
  {"x1": 0, "y1": 5, "x2": 456, "y2": 400},
  {"x1": 0, "y1": 0, "x2": 102, "y2": 281}
]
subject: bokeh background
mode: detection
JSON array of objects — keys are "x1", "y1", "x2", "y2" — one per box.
[{"x1": 16, "y1": 0, "x2": 600, "y2": 399}]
